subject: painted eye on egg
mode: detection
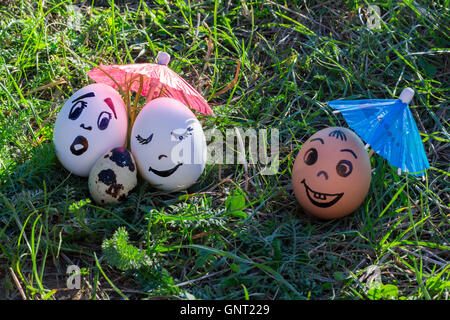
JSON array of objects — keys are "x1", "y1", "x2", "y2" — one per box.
[
  {"x1": 304, "y1": 148, "x2": 318, "y2": 165},
  {"x1": 171, "y1": 126, "x2": 193, "y2": 141},
  {"x1": 69, "y1": 101, "x2": 87, "y2": 120},
  {"x1": 336, "y1": 160, "x2": 353, "y2": 177},
  {"x1": 97, "y1": 111, "x2": 112, "y2": 130}
]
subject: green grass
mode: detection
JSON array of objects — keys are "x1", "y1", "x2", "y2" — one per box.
[{"x1": 0, "y1": 0, "x2": 449, "y2": 300}]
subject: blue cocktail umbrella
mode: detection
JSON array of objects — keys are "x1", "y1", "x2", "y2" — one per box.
[{"x1": 328, "y1": 88, "x2": 429, "y2": 177}]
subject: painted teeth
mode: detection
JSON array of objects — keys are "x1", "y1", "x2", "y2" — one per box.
[{"x1": 314, "y1": 192, "x2": 327, "y2": 200}]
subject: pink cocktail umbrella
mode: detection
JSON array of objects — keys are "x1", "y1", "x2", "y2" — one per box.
[{"x1": 87, "y1": 52, "x2": 214, "y2": 117}]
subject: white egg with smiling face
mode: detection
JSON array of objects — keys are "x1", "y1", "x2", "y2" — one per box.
[
  {"x1": 53, "y1": 83, "x2": 128, "y2": 177},
  {"x1": 131, "y1": 97, "x2": 207, "y2": 192}
]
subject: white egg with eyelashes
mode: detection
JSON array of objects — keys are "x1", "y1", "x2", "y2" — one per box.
[
  {"x1": 53, "y1": 83, "x2": 128, "y2": 177},
  {"x1": 130, "y1": 97, "x2": 207, "y2": 192}
]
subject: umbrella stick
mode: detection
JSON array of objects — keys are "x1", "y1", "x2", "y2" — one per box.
[
  {"x1": 145, "y1": 80, "x2": 158, "y2": 102},
  {"x1": 159, "y1": 86, "x2": 167, "y2": 98},
  {"x1": 131, "y1": 75, "x2": 144, "y2": 126},
  {"x1": 181, "y1": 90, "x2": 193, "y2": 110},
  {"x1": 365, "y1": 144, "x2": 374, "y2": 157},
  {"x1": 125, "y1": 85, "x2": 133, "y2": 150},
  {"x1": 145, "y1": 81, "x2": 153, "y2": 101}
]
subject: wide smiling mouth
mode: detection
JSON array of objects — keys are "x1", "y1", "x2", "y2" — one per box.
[
  {"x1": 148, "y1": 163, "x2": 183, "y2": 177},
  {"x1": 301, "y1": 179, "x2": 344, "y2": 208},
  {"x1": 70, "y1": 135, "x2": 89, "y2": 156}
]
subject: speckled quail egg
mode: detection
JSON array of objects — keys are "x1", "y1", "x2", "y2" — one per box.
[{"x1": 88, "y1": 147, "x2": 138, "y2": 204}]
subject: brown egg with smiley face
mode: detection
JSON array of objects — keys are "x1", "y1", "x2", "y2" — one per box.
[{"x1": 292, "y1": 127, "x2": 371, "y2": 220}]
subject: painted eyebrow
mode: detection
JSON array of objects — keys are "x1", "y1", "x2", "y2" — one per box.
[
  {"x1": 340, "y1": 149, "x2": 357, "y2": 159},
  {"x1": 72, "y1": 92, "x2": 95, "y2": 103},
  {"x1": 103, "y1": 97, "x2": 117, "y2": 119},
  {"x1": 310, "y1": 138, "x2": 324, "y2": 144}
]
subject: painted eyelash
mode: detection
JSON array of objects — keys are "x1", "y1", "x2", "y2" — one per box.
[
  {"x1": 74, "y1": 100, "x2": 88, "y2": 108},
  {"x1": 136, "y1": 133, "x2": 153, "y2": 145},
  {"x1": 171, "y1": 126, "x2": 193, "y2": 140},
  {"x1": 68, "y1": 100, "x2": 88, "y2": 120}
]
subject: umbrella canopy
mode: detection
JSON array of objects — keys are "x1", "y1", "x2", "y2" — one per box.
[
  {"x1": 87, "y1": 52, "x2": 214, "y2": 116},
  {"x1": 328, "y1": 88, "x2": 430, "y2": 176}
]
